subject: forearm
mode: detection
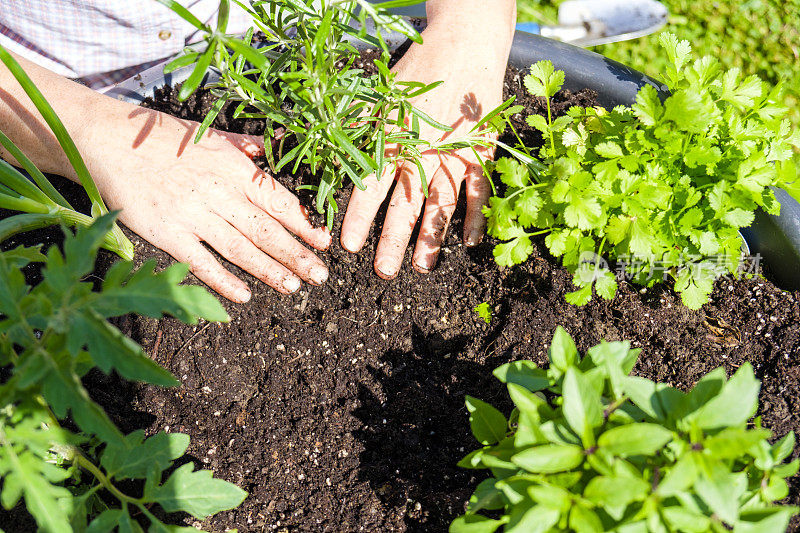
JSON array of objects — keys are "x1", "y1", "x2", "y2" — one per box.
[
  {"x1": 426, "y1": 0, "x2": 517, "y2": 52},
  {"x1": 0, "y1": 51, "x2": 149, "y2": 183},
  {"x1": 1, "y1": 51, "x2": 97, "y2": 179}
]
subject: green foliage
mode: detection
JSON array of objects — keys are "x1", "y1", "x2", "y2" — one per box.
[
  {"x1": 0, "y1": 45, "x2": 133, "y2": 260},
  {"x1": 590, "y1": 0, "x2": 800, "y2": 129},
  {"x1": 474, "y1": 302, "x2": 492, "y2": 324},
  {"x1": 483, "y1": 35, "x2": 800, "y2": 309},
  {"x1": 0, "y1": 215, "x2": 244, "y2": 532},
  {"x1": 157, "y1": 0, "x2": 478, "y2": 227},
  {"x1": 517, "y1": 0, "x2": 800, "y2": 128},
  {"x1": 452, "y1": 327, "x2": 799, "y2": 533}
]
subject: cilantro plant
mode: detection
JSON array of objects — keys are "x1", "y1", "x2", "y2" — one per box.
[
  {"x1": 452, "y1": 327, "x2": 799, "y2": 533},
  {"x1": 0, "y1": 215, "x2": 246, "y2": 532},
  {"x1": 0, "y1": 45, "x2": 133, "y2": 261},
  {"x1": 483, "y1": 33, "x2": 800, "y2": 309},
  {"x1": 157, "y1": 0, "x2": 469, "y2": 227}
]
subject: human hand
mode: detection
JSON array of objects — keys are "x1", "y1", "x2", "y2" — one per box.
[
  {"x1": 84, "y1": 109, "x2": 330, "y2": 303},
  {"x1": 339, "y1": 18, "x2": 514, "y2": 279}
]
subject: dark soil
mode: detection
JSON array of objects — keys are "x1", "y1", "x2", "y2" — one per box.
[{"x1": 4, "y1": 52, "x2": 800, "y2": 532}]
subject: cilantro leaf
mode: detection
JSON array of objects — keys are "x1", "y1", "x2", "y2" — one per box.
[
  {"x1": 524, "y1": 60, "x2": 565, "y2": 98},
  {"x1": 516, "y1": 188, "x2": 543, "y2": 227},
  {"x1": 495, "y1": 158, "x2": 529, "y2": 188},
  {"x1": 594, "y1": 269, "x2": 618, "y2": 300},
  {"x1": 594, "y1": 141, "x2": 623, "y2": 159},
  {"x1": 674, "y1": 264, "x2": 716, "y2": 309},
  {"x1": 722, "y1": 207, "x2": 755, "y2": 227},
  {"x1": 720, "y1": 68, "x2": 763, "y2": 109},
  {"x1": 564, "y1": 196, "x2": 603, "y2": 231},
  {"x1": 633, "y1": 85, "x2": 663, "y2": 126},
  {"x1": 494, "y1": 232, "x2": 533, "y2": 267},
  {"x1": 526, "y1": 114, "x2": 549, "y2": 134}
]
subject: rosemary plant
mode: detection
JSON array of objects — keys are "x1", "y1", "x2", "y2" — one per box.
[{"x1": 157, "y1": 0, "x2": 482, "y2": 227}]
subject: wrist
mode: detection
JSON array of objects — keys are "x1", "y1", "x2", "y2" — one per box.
[
  {"x1": 425, "y1": 0, "x2": 516, "y2": 47},
  {"x1": 424, "y1": 2, "x2": 516, "y2": 63},
  {"x1": 416, "y1": 25, "x2": 514, "y2": 78}
]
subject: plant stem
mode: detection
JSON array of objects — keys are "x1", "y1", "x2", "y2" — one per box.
[
  {"x1": 0, "y1": 193, "x2": 50, "y2": 214},
  {"x1": 546, "y1": 96, "x2": 556, "y2": 157},
  {"x1": 56, "y1": 208, "x2": 134, "y2": 260},
  {"x1": 75, "y1": 454, "x2": 145, "y2": 505},
  {"x1": 0, "y1": 212, "x2": 61, "y2": 242},
  {"x1": 31, "y1": 396, "x2": 145, "y2": 508}
]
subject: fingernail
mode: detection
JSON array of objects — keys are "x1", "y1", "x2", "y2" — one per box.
[
  {"x1": 310, "y1": 265, "x2": 329, "y2": 285},
  {"x1": 283, "y1": 276, "x2": 301, "y2": 293},
  {"x1": 465, "y1": 232, "x2": 483, "y2": 247},
  {"x1": 414, "y1": 255, "x2": 436, "y2": 273},
  {"x1": 235, "y1": 287, "x2": 252, "y2": 302},
  {"x1": 375, "y1": 259, "x2": 397, "y2": 279},
  {"x1": 320, "y1": 231, "x2": 332, "y2": 250},
  {"x1": 341, "y1": 234, "x2": 360, "y2": 253}
]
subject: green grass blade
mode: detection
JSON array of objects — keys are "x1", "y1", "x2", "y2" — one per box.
[
  {"x1": 0, "y1": 45, "x2": 108, "y2": 214},
  {"x1": 316, "y1": 174, "x2": 332, "y2": 215},
  {"x1": 411, "y1": 106, "x2": 452, "y2": 132},
  {"x1": 471, "y1": 96, "x2": 517, "y2": 133},
  {"x1": 413, "y1": 157, "x2": 428, "y2": 197},
  {"x1": 0, "y1": 129, "x2": 72, "y2": 209},
  {"x1": 0, "y1": 180, "x2": 16, "y2": 196},
  {"x1": 329, "y1": 127, "x2": 377, "y2": 174},
  {"x1": 337, "y1": 155, "x2": 366, "y2": 190},
  {"x1": 375, "y1": 127, "x2": 385, "y2": 179},
  {"x1": 234, "y1": 28, "x2": 255, "y2": 74},
  {"x1": 276, "y1": 142, "x2": 304, "y2": 172},
  {"x1": 370, "y1": 0, "x2": 426, "y2": 9},
  {"x1": 223, "y1": 38, "x2": 269, "y2": 71}
]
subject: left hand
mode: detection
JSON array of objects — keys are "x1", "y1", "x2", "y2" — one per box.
[{"x1": 339, "y1": 23, "x2": 512, "y2": 279}]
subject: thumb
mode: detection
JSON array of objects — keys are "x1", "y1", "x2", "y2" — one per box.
[{"x1": 211, "y1": 130, "x2": 286, "y2": 159}]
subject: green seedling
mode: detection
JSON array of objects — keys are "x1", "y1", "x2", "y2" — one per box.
[
  {"x1": 0, "y1": 215, "x2": 243, "y2": 532},
  {"x1": 453, "y1": 326, "x2": 799, "y2": 533},
  {"x1": 474, "y1": 302, "x2": 492, "y2": 324}
]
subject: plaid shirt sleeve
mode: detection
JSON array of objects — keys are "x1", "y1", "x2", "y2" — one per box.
[{"x1": 0, "y1": 0, "x2": 253, "y2": 90}]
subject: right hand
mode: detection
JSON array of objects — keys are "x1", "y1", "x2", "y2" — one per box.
[{"x1": 84, "y1": 108, "x2": 330, "y2": 303}]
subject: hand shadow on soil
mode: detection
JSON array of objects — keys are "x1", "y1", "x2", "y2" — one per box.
[{"x1": 352, "y1": 324, "x2": 516, "y2": 532}]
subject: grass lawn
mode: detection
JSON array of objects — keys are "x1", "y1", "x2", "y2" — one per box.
[{"x1": 517, "y1": 0, "x2": 800, "y2": 124}]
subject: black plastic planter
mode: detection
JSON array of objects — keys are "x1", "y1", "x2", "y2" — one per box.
[{"x1": 106, "y1": 25, "x2": 800, "y2": 291}]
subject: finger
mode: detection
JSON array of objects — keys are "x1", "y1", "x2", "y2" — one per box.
[
  {"x1": 210, "y1": 130, "x2": 266, "y2": 158},
  {"x1": 412, "y1": 155, "x2": 467, "y2": 273},
  {"x1": 463, "y1": 149, "x2": 493, "y2": 246},
  {"x1": 197, "y1": 219, "x2": 302, "y2": 295},
  {"x1": 374, "y1": 157, "x2": 437, "y2": 279},
  {"x1": 223, "y1": 201, "x2": 329, "y2": 286},
  {"x1": 245, "y1": 173, "x2": 332, "y2": 251},
  {"x1": 340, "y1": 161, "x2": 398, "y2": 253},
  {"x1": 166, "y1": 234, "x2": 253, "y2": 303}
]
